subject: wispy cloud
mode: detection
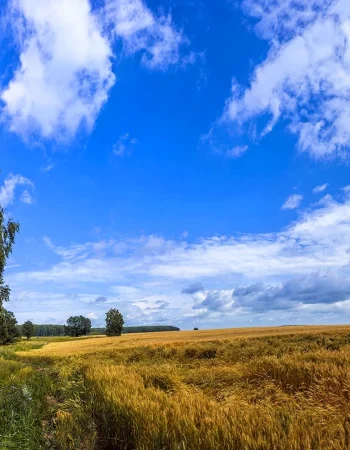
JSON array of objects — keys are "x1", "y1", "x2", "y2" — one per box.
[
  {"x1": 226, "y1": 145, "x2": 248, "y2": 158},
  {"x1": 281, "y1": 194, "x2": 303, "y2": 210},
  {"x1": 0, "y1": 173, "x2": 34, "y2": 208},
  {"x1": 10, "y1": 191, "x2": 350, "y2": 287},
  {"x1": 313, "y1": 183, "x2": 329, "y2": 194},
  {"x1": 9, "y1": 191, "x2": 350, "y2": 326},
  {"x1": 20, "y1": 189, "x2": 34, "y2": 204},
  {"x1": 214, "y1": 0, "x2": 350, "y2": 159},
  {"x1": 105, "y1": 0, "x2": 189, "y2": 69},
  {"x1": 113, "y1": 133, "x2": 139, "y2": 157},
  {"x1": 40, "y1": 163, "x2": 55, "y2": 173}
]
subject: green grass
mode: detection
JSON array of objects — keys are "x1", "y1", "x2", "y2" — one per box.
[
  {"x1": 0, "y1": 342, "x2": 53, "y2": 448},
  {"x1": 0, "y1": 337, "x2": 91, "y2": 449}
]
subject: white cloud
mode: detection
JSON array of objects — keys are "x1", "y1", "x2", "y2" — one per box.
[
  {"x1": 0, "y1": 173, "x2": 34, "y2": 208},
  {"x1": 226, "y1": 145, "x2": 248, "y2": 158},
  {"x1": 242, "y1": 0, "x2": 333, "y2": 41},
  {"x1": 192, "y1": 272, "x2": 350, "y2": 316},
  {"x1": 2, "y1": 0, "x2": 115, "y2": 140},
  {"x1": 219, "y1": 0, "x2": 350, "y2": 159},
  {"x1": 110, "y1": 285, "x2": 139, "y2": 295},
  {"x1": 40, "y1": 163, "x2": 55, "y2": 173},
  {"x1": 1, "y1": 0, "x2": 190, "y2": 141},
  {"x1": 313, "y1": 183, "x2": 329, "y2": 194},
  {"x1": 10, "y1": 191, "x2": 350, "y2": 326},
  {"x1": 113, "y1": 132, "x2": 139, "y2": 156},
  {"x1": 9, "y1": 192, "x2": 350, "y2": 286},
  {"x1": 87, "y1": 312, "x2": 99, "y2": 320},
  {"x1": 20, "y1": 189, "x2": 34, "y2": 204},
  {"x1": 281, "y1": 194, "x2": 303, "y2": 210},
  {"x1": 105, "y1": 0, "x2": 188, "y2": 69}
]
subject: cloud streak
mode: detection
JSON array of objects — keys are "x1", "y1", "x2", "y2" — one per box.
[{"x1": 9, "y1": 190, "x2": 350, "y2": 288}]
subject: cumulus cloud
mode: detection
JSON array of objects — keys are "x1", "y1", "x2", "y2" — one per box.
[
  {"x1": 219, "y1": 0, "x2": 350, "y2": 159},
  {"x1": 0, "y1": 173, "x2": 34, "y2": 208},
  {"x1": 313, "y1": 184, "x2": 329, "y2": 194},
  {"x1": 281, "y1": 194, "x2": 303, "y2": 210},
  {"x1": 105, "y1": 0, "x2": 188, "y2": 69},
  {"x1": 1, "y1": 0, "x2": 189, "y2": 141},
  {"x1": 191, "y1": 272, "x2": 350, "y2": 315},
  {"x1": 2, "y1": 0, "x2": 115, "y2": 140},
  {"x1": 193, "y1": 289, "x2": 234, "y2": 312},
  {"x1": 181, "y1": 282, "x2": 205, "y2": 294},
  {"x1": 249, "y1": 273, "x2": 350, "y2": 309},
  {"x1": 87, "y1": 312, "x2": 99, "y2": 320}
]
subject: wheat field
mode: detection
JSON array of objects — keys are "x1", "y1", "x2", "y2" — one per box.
[{"x1": 10, "y1": 325, "x2": 349, "y2": 449}]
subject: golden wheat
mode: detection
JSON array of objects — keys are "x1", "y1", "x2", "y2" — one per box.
[{"x1": 18, "y1": 325, "x2": 350, "y2": 449}]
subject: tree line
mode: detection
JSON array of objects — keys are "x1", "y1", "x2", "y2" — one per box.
[
  {"x1": 16, "y1": 309, "x2": 125, "y2": 340},
  {"x1": 17, "y1": 323, "x2": 180, "y2": 338}
]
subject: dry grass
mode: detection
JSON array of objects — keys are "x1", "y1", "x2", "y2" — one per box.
[
  {"x1": 22, "y1": 324, "x2": 350, "y2": 357},
  {"x1": 17, "y1": 325, "x2": 350, "y2": 449}
]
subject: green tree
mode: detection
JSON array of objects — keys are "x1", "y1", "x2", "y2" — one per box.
[
  {"x1": 0, "y1": 309, "x2": 20, "y2": 345},
  {"x1": 22, "y1": 320, "x2": 34, "y2": 340},
  {"x1": 65, "y1": 315, "x2": 91, "y2": 337},
  {"x1": 0, "y1": 204, "x2": 20, "y2": 345},
  {"x1": 106, "y1": 308, "x2": 124, "y2": 336}
]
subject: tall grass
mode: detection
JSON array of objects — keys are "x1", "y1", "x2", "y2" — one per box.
[
  {"x1": 46, "y1": 327, "x2": 350, "y2": 450},
  {"x1": 4, "y1": 326, "x2": 350, "y2": 449},
  {"x1": 0, "y1": 341, "x2": 55, "y2": 449}
]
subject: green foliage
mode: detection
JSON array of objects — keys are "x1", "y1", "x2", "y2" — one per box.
[
  {"x1": 0, "y1": 207, "x2": 19, "y2": 307},
  {"x1": 91, "y1": 325, "x2": 180, "y2": 335},
  {"x1": 0, "y1": 204, "x2": 20, "y2": 345},
  {"x1": 122, "y1": 325, "x2": 180, "y2": 334},
  {"x1": 106, "y1": 308, "x2": 124, "y2": 336},
  {"x1": 0, "y1": 340, "x2": 59, "y2": 449},
  {"x1": 18, "y1": 324, "x2": 66, "y2": 337},
  {"x1": 65, "y1": 316, "x2": 91, "y2": 337},
  {"x1": 0, "y1": 308, "x2": 20, "y2": 345},
  {"x1": 22, "y1": 320, "x2": 35, "y2": 340}
]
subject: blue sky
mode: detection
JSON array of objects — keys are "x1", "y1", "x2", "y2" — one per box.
[{"x1": 1, "y1": 0, "x2": 350, "y2": 329}]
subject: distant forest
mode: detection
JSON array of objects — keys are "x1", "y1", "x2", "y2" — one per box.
[{"x1": 16, "y1": 324, "x2": 180, "y2": 337}]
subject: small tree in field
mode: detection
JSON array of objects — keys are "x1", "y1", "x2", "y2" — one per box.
[
  {"x1": 22, "y1": 320, "x2": 34, "y2": 340},
  {"x1": 106, "y1": 309, "x2": 124, "y2": 336},
  {"x1": 65, "y1": 315, "x2": 91, "y2": 337},
  {"x1": 0, "y1": 203, "x2": 20, "y2": 345}
]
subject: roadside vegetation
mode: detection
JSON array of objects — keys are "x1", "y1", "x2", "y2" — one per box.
[{"x1": 1, "y1": 325, "x2": 349, "y2": 449}]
